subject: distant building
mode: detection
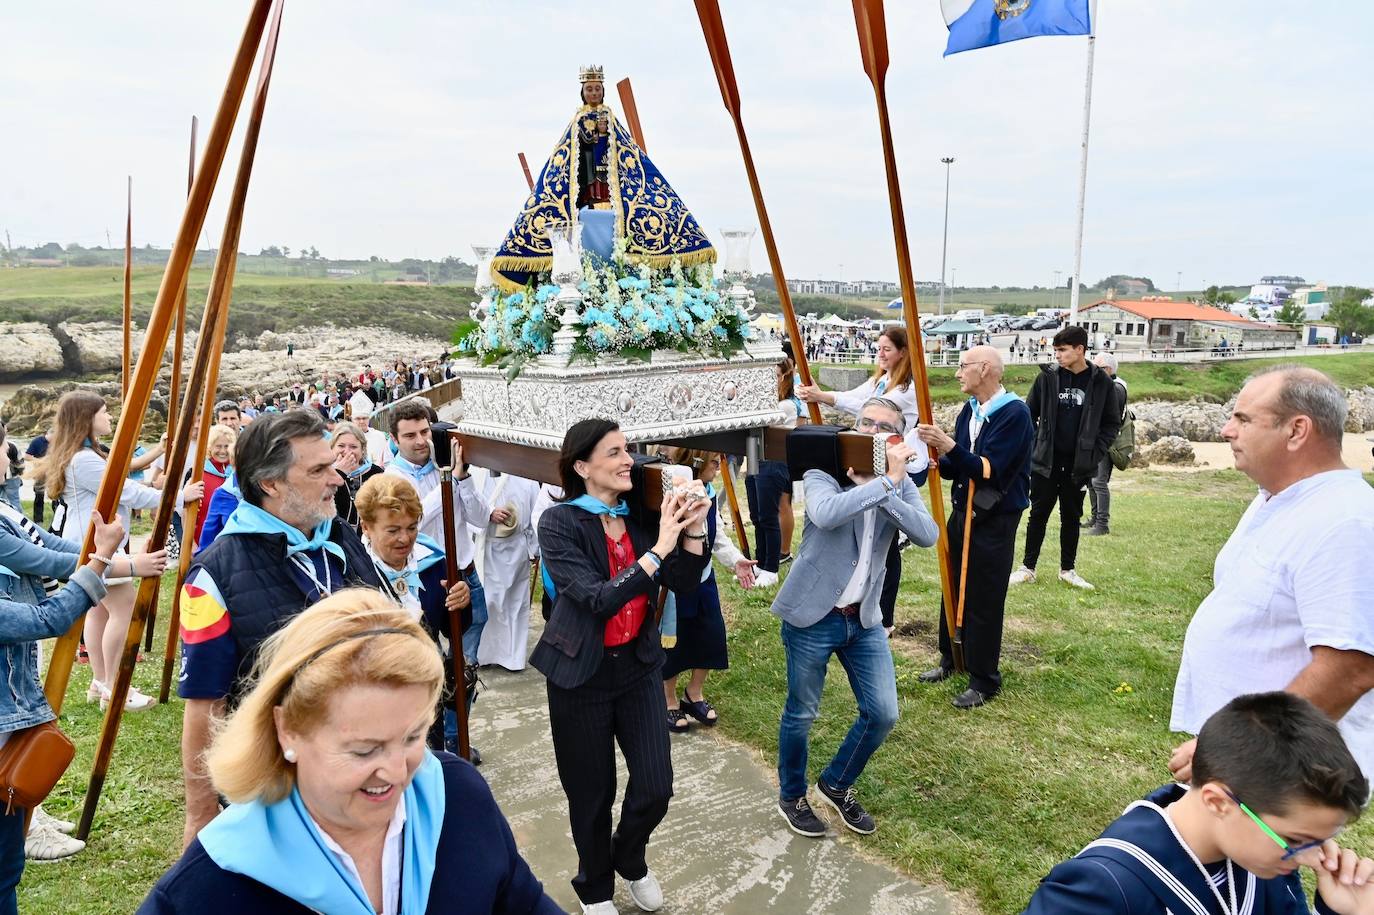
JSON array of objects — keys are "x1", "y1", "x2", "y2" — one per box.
[
  {"x1": 786, "y1": 278, "x2": 899, "y2": 296},
  {"x1": 1116, "y1": 278, "x2": 1150, "y2": 297},
  {"x1": 1260, "y1": 275, "x2": 1306, "y2": 287},
  {"x1": 1245, "y1": 283, "x2": 1293, "y2": 306},
  {"x1": 1073, "y1": 298, "x2": 1299, "y2": 350}
]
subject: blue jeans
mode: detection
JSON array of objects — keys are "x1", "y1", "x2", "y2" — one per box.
[
  {"x1": 0, "y1": 479, "x2": 19, "y2": 513},
  {"x1": 777, "y1": 613, "x2": 899, "y2": 799},
  {"x1": 444, "y1": 569, "x2": 488, "y2": 750},
  {"x1": 746, "y1": 460, "x2": 791, "y2": 573},
  {"x1": 0, "y1": 806, "x2": 23, "y2": 915}
]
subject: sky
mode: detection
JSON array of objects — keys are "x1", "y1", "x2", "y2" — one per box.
[{"x1": 1, "y1": 1, "x2": 1369, "y2": 290}]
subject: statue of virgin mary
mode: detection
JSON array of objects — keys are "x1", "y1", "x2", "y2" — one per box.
[{"x1": 489, "y1": 66, "x2": 716, "y2": 293}]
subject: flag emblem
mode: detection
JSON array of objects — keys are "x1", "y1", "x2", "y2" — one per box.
[{"x1": 995, "y1": 0, "x2": 1031, "y2": 20}]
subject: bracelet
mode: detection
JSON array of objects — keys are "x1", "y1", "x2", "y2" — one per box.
[
  {"x1": 684, "y1": 531, "x2": 708, "y2": 541},
  {"x1": 642, "y1": 550, "x2": 663, "y2": 569},
  {"x1": 91, "y1": 554, "x2": 115, "y2": 567}
]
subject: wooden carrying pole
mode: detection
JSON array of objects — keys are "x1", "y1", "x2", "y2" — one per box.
[
  {"x1": 851, "y1": 0, "x2": 960, "y2": 668},
  {"x1": 517, "y1": 152, "x2": 535, "y2": 192},
  {"x1": 122, "y1": 178, "x2": 132, "y2": 400},
  {"x1": 42, "y1": 0, "x2": 275, "y2": 713},
  {"x1": 146, "y1": 114, "x2": 199, "y2": 653},
  {"x1": 79, "y1": 1, "x2": 285, "y2": 840},
  {"x1": 694, "y1": 0, "x2": 822, "y2": 426},
  {"x1": 438, "y1": 467, "x2": 472, "y2": 761},
  {"x1": 616, "y1": 78, "x2": 647, "y2": 153}
]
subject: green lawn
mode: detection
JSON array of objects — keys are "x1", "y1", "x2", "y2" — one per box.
[
  {"x1": 834, "y1": 352, "x2": 1374, "y2": 405},
  {"x1": 708, "y1": 470, "x2": 1374, "y2": 914},
  {"x1": 20, "y1": 472, "x2": 1374, "y2": 913}
]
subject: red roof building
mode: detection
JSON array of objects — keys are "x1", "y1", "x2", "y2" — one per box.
[{"x1": 1073, "y1": 298, "x2": 1298, "y2": 352}]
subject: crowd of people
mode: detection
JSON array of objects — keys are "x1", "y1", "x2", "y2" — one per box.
[{"x1": 0, "y1": 324, "x2": 1369, "y2": 915}]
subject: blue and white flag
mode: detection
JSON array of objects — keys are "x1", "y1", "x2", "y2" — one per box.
[{"x1": 942, "y1": 0, "x2": 1091, "y2": 56}]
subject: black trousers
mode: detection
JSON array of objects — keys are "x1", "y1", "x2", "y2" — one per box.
[
  {"x1": 1022, "y1": 464, "x2": 1087, "y2": 572},
  {"x1": 547, "y1": 650, "x2": 673, "y2": 905},
  {"x1": 879, "y1": 535, "x2": 901, "y2": 629},
  {"x1": 938, "y1": 508, "x2": 1022, "y2": 695}
]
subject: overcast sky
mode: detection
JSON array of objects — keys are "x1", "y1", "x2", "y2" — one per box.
[{"x1": 1, "y1": 2, "x2": 1368, "y2": 289}]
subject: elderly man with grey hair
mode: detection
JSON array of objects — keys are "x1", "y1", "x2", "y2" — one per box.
[
  {"x1": 1083, "y1": 351, "x2": 1127, "y2": 535},
  {"x1": 915, "y1": 345, "x2": 1034, "y2": 708},
  {"x1": 1168, "y1": 365, "x2": 1374, "y2": 783},
  {"x1": 177, "y1": 409, "x2": 385, "y2": 847},
  {"x1": 772, "y1": 397, "x2": 940, "y2": 839}
]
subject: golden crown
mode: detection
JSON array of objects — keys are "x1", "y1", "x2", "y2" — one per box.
[{"x1": 578, "y1": 65, "x2": 605, "y2": 84}]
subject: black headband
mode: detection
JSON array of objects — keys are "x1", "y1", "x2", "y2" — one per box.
[{"x1": 284, "y1": 627, "x2": 417, "y2": 691}]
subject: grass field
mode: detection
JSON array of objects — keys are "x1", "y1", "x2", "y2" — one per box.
[
  {"x1": 21, "y1": 470, "x2": 1374, "y2": 913},
  {"x1": 0, "y1": 265, "x2": 471, "y2": 341},
  {"x1": 841, "y1": 351, "x2": 1374, "y2": 405}
]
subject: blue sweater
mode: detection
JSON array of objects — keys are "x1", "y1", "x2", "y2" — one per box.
[
  {"x1": 138, "y1": 754, "x2": 565, "y2": 914},
  {"x1": 936, "y1": 397, "x2": 1034, "y2": 515}
]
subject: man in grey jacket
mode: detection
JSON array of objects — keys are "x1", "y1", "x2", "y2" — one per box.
[{"x1": 772, "y1": 398, "x2": 940, "y2": 839}]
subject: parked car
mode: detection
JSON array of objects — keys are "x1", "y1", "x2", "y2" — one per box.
[
  {"x1": 1010, "y1": 317, "x2": 1039, "y2": 330},
  {"x1": 1030, "y1": 317, "x2": 1061, "y2": 331}
]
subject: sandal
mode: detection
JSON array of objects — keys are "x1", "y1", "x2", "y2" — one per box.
[
  {"x1": 667, "y1": 708, "x2": 691, "y2": 733},
  {"x1": 680, "y1": 695, "x2": 718, "y2": 726}
]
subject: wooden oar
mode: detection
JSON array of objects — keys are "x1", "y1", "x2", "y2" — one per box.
[
  {"x1": 146, "y1": 114, "x2": 199, "y2": 654},
  {"x1": 517, "y1": 152, "x2": 535, "y2": 192},
  {"x1": 616, "y1": 78, "x2": 647, "y2": 152},
  {"x1": 438, "y1": 466, "x2": 472, "y2": 762},
  {"x1": 851, "y1": 0, "x2": 960, "y2": 669},
  {"x1": 79, "y1": 0, "x2": 285, "y2": 840},
  {"x1": 42, "y1": 0, "x2": 275, "y2": 714},
  {"x1": 693, "y1": 0, "x2": 822, "y2": 426},
  {"x1": 122, "y1": 178, "x2": 132, "y2": 401}
]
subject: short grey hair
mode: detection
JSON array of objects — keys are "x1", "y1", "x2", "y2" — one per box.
[
  {"x1": 859, "y1": 397, "x2": 907, "y2": 434},
  {"x1": 1094, "y1": 351, "x2": 1118, "y2": 374},
  {"x1": 1251, "y1": 364, "x2": 1347, "y2": 445},
  {"x1": 235, "y1": 410, "x2": 328, "y2": 506}
]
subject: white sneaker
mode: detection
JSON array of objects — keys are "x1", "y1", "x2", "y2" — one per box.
[
  {"x1": 753, "y1": 569, "x2": 780, "y2": 589},
  {"x1": 580, "y1": 902, "x2": 619, "y2": 915},
  {"x1": 97, "y1": 682, "x2": 157, "y2": 712},
  {"x1": 25, "y1": 826, "x2": 85, "y2": 861},
  {"x1": 1008, "y1": 566, "x2": 1036, "y2": 585},
  {"x1": 1058, "y1": 569, "x2": 1095, "y2": 590},
  {"x1": 31, "y1": 806, "x2": 76, "y2": 835},
  {"x1": 627, "y1": 870, "x2": 664, "y2": 912}
]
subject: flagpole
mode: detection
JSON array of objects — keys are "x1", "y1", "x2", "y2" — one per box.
[{"x1": 1067, "y1": 0, "x2": 1097, "y2": 323}]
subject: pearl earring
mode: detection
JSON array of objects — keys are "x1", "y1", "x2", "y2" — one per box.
[{"x1": 283, "y1": 748, "x2": 297, "y2": 763}]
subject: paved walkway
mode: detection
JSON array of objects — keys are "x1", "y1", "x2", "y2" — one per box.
[{"x1": 469, "y1": 635, "x2": 961, "y2": 915}]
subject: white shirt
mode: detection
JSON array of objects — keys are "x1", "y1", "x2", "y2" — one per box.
[
  {"x1": 365, "y1": 542, "x2": 424, "y2": 620},
  {"x1": 1171, "y1": 469, "x2": 1374, "y2": 776},
  {"x1": 363, "y1": 427, "x2": 392, "y2": 468},
  {"x1": 776, "y1": 399, "x2": 801, "y2": 430},
  {"x1": 311, "y1": 800, "x2": 406, "y2": 915},
  {"x1": 836, "y1": 505, "x2": 878, "y2": 607}
]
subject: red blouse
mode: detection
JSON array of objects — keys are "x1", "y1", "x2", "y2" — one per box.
[{"x1": 603, "y1": 530, "x2": 648, "y2": 647}]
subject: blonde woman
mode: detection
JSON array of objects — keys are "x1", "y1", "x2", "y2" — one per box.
[
  {"x1": 139, "y1": 590, "x2": 559, "y2": 915},
  {"x1": 44, "y1": 390, "x2": 197, "y2": 711},
  {"x1": 193, "y1": 424, "x2": 236, "y2": 546}
]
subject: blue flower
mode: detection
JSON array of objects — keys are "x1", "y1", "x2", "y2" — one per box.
[
  {"x1": 506, "y1": 292, "x2": 525, "y2": 306},
  {"x1": 578, "y1": 280, "x2": 590, "y2": 293},
  {"x1": 619, "y1": 304, "x2": 636, "y2": 320},
  {"x1": 704, "y1": 291, "x2": 721, "y2": 304},
  {"x1": 529, "y1": 305, "x2": 545, "y2": 322},
  {"x1": 712, "y1": 325, "x2": 728, "y2": 339},
  {"x1": 589, "y1": 328, "x2": 611, "y2": 349},
  {"x1": 618, "y1": 277, "x2": 637, "y2": 290},
  {"x1": 690, "y1": 303, "x2": 712, "y2": 321}
]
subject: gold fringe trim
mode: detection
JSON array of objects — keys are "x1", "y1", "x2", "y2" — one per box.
[
  {"x1": 628, "y1": 249, "x2": 718, "y2": 269},
  {"x1": 491, "y1": 255, "x2": 552, "y2": 294}
]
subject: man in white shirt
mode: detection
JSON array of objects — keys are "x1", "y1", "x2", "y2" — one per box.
[{"x1": 1169, "y1": 366, "x2": 1374, "y2": 780}]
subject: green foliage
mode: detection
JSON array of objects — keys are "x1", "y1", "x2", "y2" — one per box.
[
  {"x1": 1275, "y1": 301, "x2": 1305, "y2": 325},
  {"x1": 1094, "y1": 273, "x2": 1155, "y2": 292},
  {"x1": 1326, "y1": 287, "x2": 1374, "y2": 339}
]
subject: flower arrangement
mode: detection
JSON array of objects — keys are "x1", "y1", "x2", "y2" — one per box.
[{"x1": 459, "y1": 250, "x2": 755, "y2": 376}]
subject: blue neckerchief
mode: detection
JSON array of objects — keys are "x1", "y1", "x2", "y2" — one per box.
[
  {"x1": 203, "y1": 459, "x2": 229, "y2": 480},
  {"x1": 392, "y1": 453, "x2": 433, "y2": 481},
  {"x1": 199, "y1": 750, "x2": 445, "y2": 915},
  {"x1": 220, "y1": 469, "x2": 241, "y2": 500},
  {"x1": 219, "y1": 501, "x2": 346, "y2": 567},
  {"x1": 969, "y1": 390, "x2": 1021, "y2": 423},
  {"x1": 874, "y1": 377, "x2": 888, "y2": 395},
  {"x1": 377, "y1": 534, "x2": 446, "y2": 595},
  {"x1": 348, "y1": 460, "x2": 374, "y2": 479},
  {"x1": 568, "y1": 494, "x2": 629, "y2": 517},
  {"x1": 702, "y1": 481, "x2": 716, "y2": 501}
]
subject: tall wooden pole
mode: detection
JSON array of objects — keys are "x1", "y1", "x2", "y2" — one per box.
[
  {"x1": 616, "y1": 78, "x2": 647, "y2": 153},
  {"x1": 146, "y1": 114, "x2": 200, "y2": 653},
  {"x1": 851, "y1": 0, "x2": 960, "y2": 668},
  {"x1": 694, "y1": 0, "x2": 823, "y2": 425},
  {"x1": 81, "y1": 2, "x2": 285, "y2": 840},
  {"x1": 439, "y1": 467, "x2": 472, "y2": 761},
  {"x1": 517, "y1": 152, "x2": 535, "y2": 192},
  {"x1": 43, "y1": 0, "x2": 276, "y2": 714},
  {"x1": 122, "y1": 178, "x2": 132, "y2": 400}
]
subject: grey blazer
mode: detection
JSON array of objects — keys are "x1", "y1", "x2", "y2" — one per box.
[{"x1": 771, "y1": 470, "x2": 939, "y2": 630}]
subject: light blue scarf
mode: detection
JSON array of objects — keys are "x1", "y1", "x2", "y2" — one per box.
[
  {"x1": 377, "y1": 534, "x2": 446, "y2": 596},
  {"x1": 219, "y1": 469, "x2": 242, "y2": 500},
  {"x1": 198, "y1": 750, "x2": 446, "y2": 915},
  {"x1": 348, "y1": 460, "x2": 375, "y2": 479},
  {"x1": 203, "y1": 458, "x2": 229, "y2": 480},
  {"x1": 969, "y1": 390, "x2": 1021, "y2": 423},
  {"x1": 542, "y1": 495, "x2": 632, "y2": 601},
  {"x1": 390, "y1": 454, "x2": 434, "y2": 483},
  {"x1": 219, "y1": 500, "x2": 346, "y2": 567}
]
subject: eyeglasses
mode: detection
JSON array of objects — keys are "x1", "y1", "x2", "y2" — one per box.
[
  {"x1": 955, "y1": 361, "x2": 988, "y2": 373},
  {"x1": 1225, "y1": 790, "x2": 1333, "y2": 861},
  {"x1": 856, "y1": 416, "x2": 901, "y2": 435}
]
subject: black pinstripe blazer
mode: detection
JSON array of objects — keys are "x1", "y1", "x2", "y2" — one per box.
[{"x1": 532, "y1": 502, "x2": 709, "y2": 689}]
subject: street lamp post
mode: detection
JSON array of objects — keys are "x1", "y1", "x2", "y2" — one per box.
[{"x1": 938, "y1": 156, "x2": 955, "y2": 316}]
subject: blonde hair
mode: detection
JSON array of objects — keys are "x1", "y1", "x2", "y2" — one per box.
[
  {"x1": 205, "y1": 589, "x2": 443, "y2": 805},
  {"x1": 354, "y1": 473, "x2": 422, "y2": 526},
  {"x1": 205, "y1": 424, "x2": 237, "y2": 461},
  {"x1": 43, "y1": 390, "x2": 108, "y2": 499},
  {"x1": 331, "y1": 421, "x2": 366, "y2": 452}
]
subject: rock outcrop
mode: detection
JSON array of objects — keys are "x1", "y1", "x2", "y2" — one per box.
[
  {"x1": 1143, "y1": 435, "x2": 1195, "y2": 465},
  {"x1": 0, "y1": 323, "x2": 65, "y2": 380}
]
